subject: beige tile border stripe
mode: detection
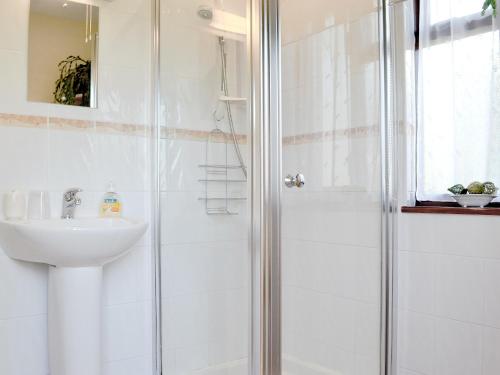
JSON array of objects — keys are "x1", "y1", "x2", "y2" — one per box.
[
  {"x1": 0, "y1": 113, "x2": 413, "y2": 144},
  {"x1": 0, "y1": 113, "x2": 146, "y2": 136},
  {"x1": 0, "y1": 113, "x2": 48, "y2": 129},
  {"x1": 160, "y1": 127, "x2": 247, "y2": 143},
  {"x1": 283, "y1": 126, "x2": 379, "y2": 145}
]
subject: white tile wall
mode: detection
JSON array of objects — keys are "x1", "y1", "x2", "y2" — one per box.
[
  {"x1": 283, "y1": 136, "x2": 380, "y2": 193},
  {"x1": 103, "y1": 301, "x2": 152, "y2": 362},
  {"x1": 482, "y1": 327, "x2": 500, "y2": 375},
  {"x1": 397, "y1": 33, "x2": 500, "y2": 375},
  {"x1": 0, "y1": 132, "x2": 153, "y2": 371},
  {"x1": 103, "y1": 355, "x2": 153, "y2": 375},
  {"x1": 395, "y1": 14, "x2": 500, "y2": 367},
  {"x1": 398, "y1": 213, "x2": 500, "y2": 375},
  {"x1": 0, "y1": 314, "x2": 49, "y2": 375},
  {"x1": 281, "y1": 11, "x2": 380, "y2": 138},
  {"x1": 0, "y1": 126, "x2": 49, "y2": 192},
  {"x1": 0, "y1": 0, "x2": 153, "y2": 374},
  {"x1": 434, "y1": 318, "x2": 482, "y2": 375},
  {"x1": 388, "y1": 25, "x2": 435, "y2": 374},
  {"x1": 282, "y1": 191, "x2": 381, "y2": 248},
  {"x1": 158, "y1": 137, "x2": 249, "y2": 374},
  {"x1": 399, "y1": 310, "x2": 434, "y2": 374},
  {"x1": 0, "y1": 254, "x2": 48, "y2": 320},
  {"x1": 482, "y1": 260, "x2": 500, "y2": 328}
]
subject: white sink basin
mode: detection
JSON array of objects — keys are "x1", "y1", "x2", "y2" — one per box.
[
  {"x1": 0, "y1": 217, "x2": 148, "y2": 267},
  {"x1": 0, "y1": 216, "x2": 148, "y2": 375}
]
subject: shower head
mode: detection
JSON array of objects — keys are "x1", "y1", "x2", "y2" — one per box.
[{"x1": 197, "y1": 5, "x2": 213, "y2": 20}]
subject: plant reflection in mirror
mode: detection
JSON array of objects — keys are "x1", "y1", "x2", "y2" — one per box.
[{"x1": 53, "y1": 56, "x2": 91, "y2": 107}]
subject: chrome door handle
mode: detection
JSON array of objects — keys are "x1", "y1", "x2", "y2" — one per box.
[{"x1": 284, "y1": 173, "x2": 305, "y2": 188}]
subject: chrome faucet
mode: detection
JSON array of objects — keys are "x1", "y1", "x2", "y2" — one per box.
[{"x1": 61, "y1": 188, "x2": 82, "y2": 219}]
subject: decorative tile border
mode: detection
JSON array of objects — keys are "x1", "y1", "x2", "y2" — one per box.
[
  {"x1": 49, "y1": 117, "x2": 149, "y2": 137},
  {"x1": 0, "y1": 112, "x2": 247, "y2": 142},
  {"x1": 0, "y1": 112, "x2": 148, "y2": 137},
  {"x1": 283, "y1": 121, "x2": 414, "y2": 145},
  {"x1": 0, "y1": 113, "x2": 47, "y2": 129},
  {"x1": 0, "y1": 112, "x2": 414, "y2": 144},
  {"x1": 160, "y1": 127, "x2": 247, "y2": 143},
  {"x1": 283, "y1": 126, "x2": 380, "y2": 145}
]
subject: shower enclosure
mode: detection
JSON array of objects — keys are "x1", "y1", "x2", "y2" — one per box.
[{"x1": 155, "y1": 1, "x2": 393, "y2": 374}]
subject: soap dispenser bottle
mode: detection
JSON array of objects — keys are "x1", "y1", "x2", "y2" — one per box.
[{"x1": 99, "y1": 181, "x2": 122, "y2": 218}]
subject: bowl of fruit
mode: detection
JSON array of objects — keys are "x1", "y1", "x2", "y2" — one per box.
[{"x1": 448, "y1": 181, "x2": 497, "y2": 208}]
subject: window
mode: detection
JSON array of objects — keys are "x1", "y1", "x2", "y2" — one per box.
[{"x1": 416, "y1": 0, "x2": 500, "y2": 202}]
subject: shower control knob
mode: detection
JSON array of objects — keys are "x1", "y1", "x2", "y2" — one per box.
[{"x1": 284, "y1": 173, "x2": 305, "y2": 188}]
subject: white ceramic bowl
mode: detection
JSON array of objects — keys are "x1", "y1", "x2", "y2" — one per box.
[{"x1": 452, "y1": 194, "x2": 496, "y2": 208}]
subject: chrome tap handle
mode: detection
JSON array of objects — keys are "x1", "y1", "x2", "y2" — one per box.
[
  {"x1": 61, "y1": 188, "x2": 82, "y2": 219},
  {"x1": 63, "y1": 188, "x2": 82, "y2": 202}
]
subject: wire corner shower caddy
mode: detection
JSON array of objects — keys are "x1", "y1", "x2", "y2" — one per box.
[{"x1": 198, "y1": 36, "x2": 247, "y2": 215}]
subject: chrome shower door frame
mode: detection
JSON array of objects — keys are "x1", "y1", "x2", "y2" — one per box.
[
  {"x1": 249, "y1": 0, "x2": 281, "y2": 374},
  {"x1": 151, "y1": 0, "x2": 397, "y2": 373},
  {"x1": 249, "y1": 0, "x2": 397, "y2": 375}
]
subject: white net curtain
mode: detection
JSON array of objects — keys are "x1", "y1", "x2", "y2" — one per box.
[{"x1": 417, "y1": 0, "x2": 500, "y2": 201}]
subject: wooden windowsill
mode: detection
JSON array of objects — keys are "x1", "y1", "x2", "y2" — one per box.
[{"x1": 401, "y1": 205, "x2": 500, "y2": 216}]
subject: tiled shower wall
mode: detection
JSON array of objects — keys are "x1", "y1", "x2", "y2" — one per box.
[
  {"x1": 0, "y1": 0, "x2": 153, "y2": 374},
  {"x1": 159, "y1": 1, "x2": 250, "y2": 374},
  {"x1": 281, "y1": 1, "x2": 382, "y2": 374}
]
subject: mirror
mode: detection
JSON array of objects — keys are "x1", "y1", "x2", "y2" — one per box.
[{"x1": 28, "y1": 0, "x2": 99, "y2": 108}]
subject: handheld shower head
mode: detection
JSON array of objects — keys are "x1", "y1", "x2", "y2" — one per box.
[{"x1": 197, "y1": 5, "x2": 213, "y2": 20}]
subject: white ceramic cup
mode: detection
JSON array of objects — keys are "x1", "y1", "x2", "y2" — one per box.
[
  {"x1": 3, "y1": 191, "x2": 27, "y2": 220},
  {"x1": 27, "y1": 191, "x2": 51, "y2": 220}
]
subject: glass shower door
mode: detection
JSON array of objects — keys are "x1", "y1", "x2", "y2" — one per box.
[
  {"x1": 158, "y1": 1, "x2": 251, "y2": 374},
  {"x1": 280, "y1": 1, "x2": 384, "y2": 374},
  {"x1": 157, "y1": 0, "x2": 387, "y2": 374}
]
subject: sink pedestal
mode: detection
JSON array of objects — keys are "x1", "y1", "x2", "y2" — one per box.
[
  {"x1": 0, "y1": 218, "x2": 148, "y2": 375},
  {"x1": 48, "y1": 266, "x2": 103, "y2": 375}
]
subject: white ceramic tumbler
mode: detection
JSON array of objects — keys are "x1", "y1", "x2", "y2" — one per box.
[{"x1": 3, "y1": 191, "x2": 27, "y2": 220}]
